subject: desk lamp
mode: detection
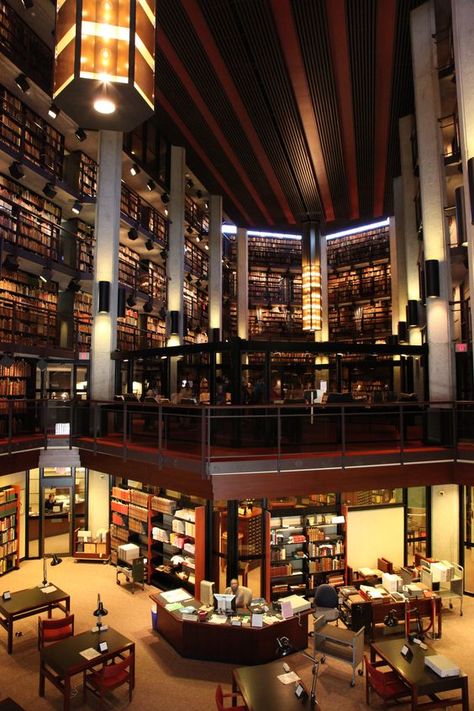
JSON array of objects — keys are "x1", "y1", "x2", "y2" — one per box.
[
  {"x1": 276, "y1": 636, "x2": 320, "y2": 707},
  {"x1": 39, "y1": 553, "x2": 62, "y2": 588},
  {"x1": 92, "y1": 594, "x2": 108, "y2": 634}
]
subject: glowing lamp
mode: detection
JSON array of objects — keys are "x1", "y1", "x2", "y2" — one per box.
[
  {"x1": 301, "y1": 220, "x2": 322, "y2": 331},
  {"x1": 53, "y1": 0, "x2": 156, "y2": 131}
]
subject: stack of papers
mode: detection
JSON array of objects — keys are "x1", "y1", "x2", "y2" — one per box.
[
  {"x1": 40, "y1": 585, "x2": 57, "y2": 594},
  {"x1": 160, "y1": 588, "x2": 192, "y2": 604}
]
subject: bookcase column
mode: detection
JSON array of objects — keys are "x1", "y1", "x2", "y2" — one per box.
[
  {"x1": 411, "y1": 2, "x2": 455, "y2": 401},
  {"x1": 236, "y1": 227, "x2": 249, "y2": 340},
  {"x1": 452, "y1": 0, "x2": 474, "y2": 377},
  {"x1": 90, "y1": 130, "x2": 122, "y2": 400},
  {"x1": 208, "y1": 194, "x2": 223, "y2": 338}
]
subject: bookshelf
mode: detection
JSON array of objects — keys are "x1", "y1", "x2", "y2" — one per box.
[
  {"x1": 119, "y1": 245, "x2": 140, "y2": 289},
  {"x1": 63, "y1": 151, "x2": 97, "y2": 198},
  {"x1": 184, "y1": 195, "x2": 208, "y2": 234},
  {"x1": 140, "y1": 204, "x2": 169, "y2": 248},
  {"x1": 137, "y1": 260, "x2": 166, "y2": 302},
  {"x1": 139, "y1": 314, "x2": 166, "y2": 349},
  {"x1": 0, "y1": 485, "x2": 20, "y2": 577},
  {"x1": 327, "y1": 225, "x2": 390, "y2": 269},
  {"x1": 0, "y1": 360, "x2": 31, "y2": 397},
  {"x1": 120, "y1": 184, "x2": 140, "y2": 223},
  {"x1": 248, "y1": 235, "x2": 301, "y2": 268},
  {"x1": 117, "y1": 307, "x2": 139, "y2": 351},
  {"x1": 184, "y1": 238, "x2": 208, "y2": 279},
  {"x1": 74, "y1": 292, "x2": 92, "y2": 351},
  {"x1": 0, "y1": 271, "x2": 58, "y2": 348}
]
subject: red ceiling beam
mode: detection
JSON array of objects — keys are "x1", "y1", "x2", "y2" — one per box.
[
  {"x1": 272, "y1": 0, "x2": 335, "y2": 222},
  {"x1": 373, "y1": 0, "x2": 397, "y2": 216},
  {"x1": 157, "y1": 29, "x2": 275, "y2": 226},
  {"x1": 325, "y1": 0, "x2": 359, "y2": 221},
  {"x1": 181, "y1": 0, "x2": 296, "y2": 225}
]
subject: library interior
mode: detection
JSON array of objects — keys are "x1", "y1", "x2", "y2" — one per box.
[{"x1": 0, "y1": 0, "x2": 474, "y2": 710}]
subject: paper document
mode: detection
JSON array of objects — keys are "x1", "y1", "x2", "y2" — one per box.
[
  {"x1": 263, "y1": 615, "x2": 280, "y2": 625},
  {"x1": 40, "y1": 585, "x2": 57, "y2": 594},
  {"x1": 165, "y1": 602, "x2": 183, "y2": 612},
  {"x1": 160, "y1": 588, "x2": 192, "y2": 604},
  {"x1": 79, "y1": 647, "x2": 101, "y2": 660},
  {"x1": 278, "y1": 671, "x2": 300, "y2": 685},
  {"x1": 207, "y1": 614, "x2": 228, "y2": 625}
]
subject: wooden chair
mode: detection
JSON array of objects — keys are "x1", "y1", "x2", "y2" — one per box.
[
  {"x1": 37, "y1": 614, "x2": 74, "y2": 650},
  {"x1": 83, "y1": 655, "x2": 133, "y2": 710},
  {"x1": 215, "y1": 684, "x2": 247, "y2": 711},
  {"x1": 365, "y1": 655, "x2": 411, "y2": 706}
]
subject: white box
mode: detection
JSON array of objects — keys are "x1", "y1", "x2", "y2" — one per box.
[
  {"x1": 118, "y1": 543, "x2": 140, "y2": 561},
  {"x1": 425, "y1": 655, "x2": 460, "y2": 678},
  {"x1": 382, "y1": 573, "x2": 403, "y2": 593},
  {"x1": 77, "y1": 530, "x2": 92, "y2": 541},
  {"x1": 277, "y1": 594, "x2": 311, "y2": 614}
]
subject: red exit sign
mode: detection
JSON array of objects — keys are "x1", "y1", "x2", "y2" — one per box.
[{"x1": 455, "y1": 343, "x2": 468, "y2": 353}]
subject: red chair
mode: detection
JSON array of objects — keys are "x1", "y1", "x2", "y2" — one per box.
[
  {"x1": 37, "y1": 614, "x2": 74, "y2": 650},
  {"x1": 83, "y1": 655, "x2": 133, "y2": 710},
  {"x1": 365, "y1": 655, "x2": 411, "y2": 706},
  {"x1": 215, "y1": 684, "x2": 247, "y2": 710}
]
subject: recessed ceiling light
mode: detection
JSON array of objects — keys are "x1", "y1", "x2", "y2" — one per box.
[{"x1": 93, "y1": 97, "x2": 116, "y2": 114}]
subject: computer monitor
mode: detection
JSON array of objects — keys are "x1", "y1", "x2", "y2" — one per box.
[{"x1": 213, "y1": 593, "x2": 236, "y2": 614}]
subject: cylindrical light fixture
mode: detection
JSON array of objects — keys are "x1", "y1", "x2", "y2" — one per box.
[
  {"x1": 170, "y1": 310, "x2": 179, "y2": 335},
  {"x1": 53, "y1": 0, "x2": 156, "y2": 132},
  {"x1": 210, "y1": 327, "x2": 220, "y2": 343},
  {"x1": 397, "y1": 321, "x2": 408, "y2": 343},
  {"x1": 301, "y1": 220, "x2": 322, "y2": 331},
  {"x1": 455, "y1": 186, "x2": 467, "y2": 247},
  {"x1": 425, "y1": 259, "x2": 440, "y2": 298},
  {"x1": 407, "y1": 299, "x2": 419, "y2": 327},
  {"x1": 98, "y1": 281, "x2": 111, "y2": 313},
  {"x1": 117, "y1": 287, "x2": 126, "y2": 318}
]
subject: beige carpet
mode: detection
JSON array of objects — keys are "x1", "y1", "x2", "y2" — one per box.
[{"x1": 0, "y1": 557, "x2": 472, "y2": 710}]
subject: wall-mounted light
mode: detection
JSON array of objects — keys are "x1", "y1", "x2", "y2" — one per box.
[
  {"x1": 143, "y1": 298, "x2": 153, "y2": 313},
  {"x1": 130, "y1": 164, "x2": 140, "y2": 177},
  {"x1": 170, "y1": 311, "x2": 179, "y2": 335},
  {"x1": 145, "y1": 238, "x2": 154, "y2": 251},
  {"x1": 48, "y1": 103, "x2": 60, "y2": 119},
  {"x1": 98, "y1": 281, "x2": 111, "y2": 313},
  {"x1": 126, "y1": 293, "x2": 137, "y2": 308},
  {"x1": 43, "y1": 182, "x2": 57, "y2": 199},
  {"x1": 9, "y1": 161, "x2": 24, "y2": 180},
  {"x1": 71, "y1": 200, "x2": 82, "y2": 215},
  {"x1": 425, "y1": 259, "x2": 440, "y2": 298},
  {"x1": 128, "y1": 228, "x2": 138, "y2": 241},
  {"x1": 146, "y1": 179, "x2": 156, "y2": 191},
  {"x1": 117, "y1": 287, "x2": 126, "y2": 318},
  {"x1": 75, "y1": 127, "x2": 87, "y2": 142},
  {"x1": 397, "y1": 321, "x2": 408, "y2": 343},
  {"x1": 15, "y1": 73, "x2": 30, "y2": 93},
  {"x1": 407, "y1": 299, "x2": 419, "y2": 327},
  {"x1": 161, "y1": 192, "x2": 170, "y2": 204}
]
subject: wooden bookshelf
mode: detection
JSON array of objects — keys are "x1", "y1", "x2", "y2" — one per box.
[
  {"x1": 137, "y1": 260, "x2": 166, "y2": 302},
  {"x1": 0, "y1": 485, "x2": 20, "y2": 577},
  {"x1": 63, "y1": 151, "x2": 97, "y2": 198},
  {"x1": 119, "y1": 245, "x2": 140, "y2": 289},
  {"x1": 140, "y1": 203, "x2": 169, "y2": 248},
  {"x1": 120, "y1": 183, "x2": 140, "y2": 223},
  {"x1": 117, "y1": 307, "x2": 139, "y2": 351},
  {"x1": 139, "y1": 314, "x2": 166, "y2": 348},
  {"x1": 0, "y1": 271, "x2": 59, "y2": 348},
  {"x1": 0, "y1": 360, "x2": 31, "y2": 397},
  {"x1": 248, "y1": 235, "x2": 301, "y2": 268},
  {"x1": 74, "y1": 292, "x2": 92, "y2": 350},
  {"x1": 184, "y1": 238, "x2": 208, "y2": 279},
  {"x1": 327, "y1": 225, "x2": 390, "y2": 269}
]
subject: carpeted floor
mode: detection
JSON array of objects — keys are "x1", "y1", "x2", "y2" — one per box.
[{"x1": 0, "y1": 557, "x2": 472, "y2": 710}]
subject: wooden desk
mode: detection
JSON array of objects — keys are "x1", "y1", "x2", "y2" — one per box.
[
  {"x1": 233, "y1": 659, "x2": 313, "y2": 711},
  {"x1": 151, "y1": 593, "x2": 310, "y2": 665},
  {"x1": 39, "y1": 627, "x2": 134, "y2": 711},
  {"x1": 0, "y1": 585, "x2": 70, "y2": 654},
  {"x1": 370, "y1": 638, "x2": 469, "y2": 710}
]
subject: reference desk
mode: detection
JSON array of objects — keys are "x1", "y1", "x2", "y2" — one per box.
[
  {"x1": 0, "y1": 585, "x2": 70, "y2": 654},
  {"x1": 370, "y1": 638, "x2": 469, "y2": 710},
  {"x1": 151, "y1": 592, "x2": 310, "y2": 665}
]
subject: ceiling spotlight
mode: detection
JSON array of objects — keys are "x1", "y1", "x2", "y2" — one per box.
[
  {"x1": 39, "y1": 266, "x2": 53, "y2": 283},
  {"x1": 2, "y1": 255, "x2": 19, "y2": 273},
  {"x1": 67, "y1": 277, "x2": 81, "y2": 292},
  {"x1": 164, "y1": 208, "x2": 169, "y2": 216},
  {"x1": 48, "y1": 103, "x2": 60, "y2": 119},
  {"x1": 186, "y1": 179, "x2": 194, "y2": 190},
  {"x1": 43, "y1": 182, "x2": 57, "y2": 199},
  {"x1": 186, "y1": 226, "x2": 193, "y2": 235},
  {"x1": 71, "y1": 200, "x2": 82, "y2": 215},
  {"x1": 75, "y1": 127, "x2": 87, "y2": 142},
  {"x1": 143, "y1": 299, "x2": 153, "y2": 313},
  {"x1": 9, "y1": 161, "x2": 24, "y2": 180},
  {"x1": 160, "y1": 249, "x2": 167, "y2": 260},
  {"x1": 145, "y1": 238, "x2": 154, "y2": 251},
  {"x1": 130, "y1": 163, "x2": 140, "y2": 176},
  {"x1": 186, "y1": 272, "x2": 193, "y2": 283},
  {"x1": 161, "y1": 192, "x2": 170, "y2": 204},
  {"x1": 128, "y1": 228, "x2": 138, "y2": 240},
  {"x1": 15, "y1": 73, "x2": 30, "y2": 93},
  {"x1": 146, "y1": 179, "x2": 156, "y2": 191},
  {"x1": 204, "y1": 243, "x2": 209, "y2": 250},
  {"x1": 21, "y1": 0, "x2": 34, "y2": 8},
  {"x1": 126, "y1": 293, "x2": 137, "y2": 308}
]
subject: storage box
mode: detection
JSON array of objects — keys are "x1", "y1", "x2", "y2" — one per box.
[
  {"x1": 84, "y1": 543, "x2": 96, "y2": 553},
  {"x1": 118, "y1": 543, "x2": 140, "y2": 561},
  {"x1": 382, "y1": 573, "x2": 403, "y2": 593},
  {"x1": 77, "y1": 530, "x2": 92, "y2": 541},
  {"x1": 96, "y1": 543, "x2": 108, "y2": 555},
  {"x1": 425, "y1": 655, "x2": 460, "y2": 677},
  {"x1": 277, "y1": 594, "x2": 311, "y2": 614}
]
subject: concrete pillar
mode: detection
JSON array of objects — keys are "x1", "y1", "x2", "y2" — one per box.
[
  {"x1": 236, "y1": 227, "x2": 248, "y2": 340},
  {"x1": 391, "y1": 180, "x2": 408, "y2": 331},
  {"x1": 208, "y1": 194, "x2": 223, "y2": 337},
  {"x1": 452, "y1": 0, "x2": 474, "y2": 379},
  {"x1": 90, "y1": 131, "x2": 122, "y2": 400},
  {"x1": 411, "y1": 2, "x2": 455, "y2": 401},
  {"x1": 167, "y1": 145, "x2": 186, "y2": 347}
]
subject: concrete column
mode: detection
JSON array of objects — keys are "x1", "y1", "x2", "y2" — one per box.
[
  {"x1": 411, "y1": 2, "x2": 455, "y2": 401},
  {"x1": 90, "y1": 131, "x2": 122, "y2": 400},
  {"x1": 452, "y1": 0, "x2": 474, "y2": 378},
  {"x1": 167, "y1": 145, "x2": 186, "y2": 346},
  {"x1": 236, "y1": 227, "x2": 248, "y2": 340},
  {"x1": 391, "y1": 180, "x2": 408, "y2": 331},
  {"x1": 208, "y1": 194, "x2": 223, "y2": 337}
]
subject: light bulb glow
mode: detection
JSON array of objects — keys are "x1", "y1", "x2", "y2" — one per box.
[{"x1": 93, "y1": 97, "x2": 116, "y2": 114}]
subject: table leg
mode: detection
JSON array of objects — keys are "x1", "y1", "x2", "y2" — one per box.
[
  {"x1": 66, "y1": 597, "x2": 70, "y2": 613},
  {"x1": 47, "y1": 604, "x2": 52, "y2": 619},
  {"x1": 39, "y1": 660, "x2": 45, "y2": 696},
  {"x1": 462, "y1": 676, "x2": 469, "y2": 711},
  {"x1": 411, "y1": 687, "x2": 418, "y2": 711},
  {"x1": 7, "y1": 615, "x2": 13, "y2": 654},
  {"x1": 63, "y1": 673, "x2": 71, "y2": 711}
]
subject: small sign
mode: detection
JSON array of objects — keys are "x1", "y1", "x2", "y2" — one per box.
[
  {"x1": 455, "y1": 343, "x2": 468, "y2": 353},
  {"x1": 2, "y1": 591, "x2": 11, "y2": 600},
  {"x1": 99, "y1": 641, "x2": 108, "y2": 653},
  {"x1": 55, "y1": 423, "x2": 70, "y2": 435}
]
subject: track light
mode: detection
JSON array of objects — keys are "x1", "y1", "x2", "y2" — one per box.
[
  {"x1": 128, "y1": 228, "x2": 138, "y2": 240},
  {"x1": 195, "y1": 235, "x2": 201, "y2": 243},
  {"x1": 204, "y1": 200, "x2": 209, "y2": 210},
  {"x1": 48, "y1": 103, "x2": 60, "y2": 119},
  {"x1": 43, "y1": 182, "x2": 57, "y2": 199},
  {"x1": 21, "y1": 0, "x2": 34, "y2": 8},
  {"x1": 75, "y1": 127, "x2": 87, "y2": 142},
  {"x1": 204, "y1": 243, "x2": 209, "y2": 250},
  {"x1": 145, "y1": 238, "x2": 154, "y2": 251},
  {"x1": 126, "y1": 293, "x2": 137, "y2": 308},
  {"x1": 39, "y1": 266, "x2": 53, "y2": 283},
  {"x1": 143, "y1": 298, "x2": 153, "y2": 313},
  {"x1": 71, "y1": 200, "x2": 82, "y2": 215},
  {"x1": 186, "y1": 226, "x2": 193, "y2": 234},
  {"x1": 146, "y1": 179, "x2": 156, "y2": 191},
  {"x1": 130, "y1": 163, "x2": 140, "y2": 176},
  {"x1": 2, "y1": 255, "x2": 19, "y2": 273},
  {"x1": 161, "y1": 192, "x2": 170, "y2": 204},
  {"x1": 164, "y1": 208, "x2": 169, "y2": 216},
  {"x1": 9, "y1": 161, "x2": 24, "y2": 180},
  {"x1": 15, "y1": 73, "x2": 30, "y2": 93},
  {"x1": 67, "y1": 278, "x2": 81, "y2": 292},
  {"x1": 186, "y1": 178, "x2": 194, "y2": 190}
]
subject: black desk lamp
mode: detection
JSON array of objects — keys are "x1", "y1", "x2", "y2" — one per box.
[
  {"x1": 92, "y1": 593, "x2": 108, "y2": 634},
  {"x1": 39, "y1": 553, "x2": 62, "y2": 588},
  {"x1": 276, "y1": 636, "x2": 320, "y2": 707}
]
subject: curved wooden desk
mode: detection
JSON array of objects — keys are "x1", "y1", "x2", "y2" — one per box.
[{"x1": 150, "y1": 592, "x2": 310, "y2": 665}]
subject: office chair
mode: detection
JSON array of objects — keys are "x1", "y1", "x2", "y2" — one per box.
[
  {"x1": 83, "y1": 654, "x2": 134, "y2": 710},
  {"x1": 365, "y1": 655, "x2": 411, "y2": 705},
  {"x1": 313, "y1": 583, "x2": 340, "y2": 623},
  {"x1": 38, "y1": 614, "x2": 74, "y2": 650},
  {"x1": 215, "y1": 684, "x2": 247, "y2": 711}
]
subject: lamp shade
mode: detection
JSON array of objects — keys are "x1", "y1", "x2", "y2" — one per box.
[
  {"x1": 425, "y1": 259, "x2": 440, "y2": 298},
  {"x1": 117, "y1": 287, "x2": 126, "y2": 318},
  {"x1": 397, "y1": 321, "x2": 408, "y2": 343},
  {"x1": 98, "y1": 281, "x2": 111, "y2": 313},
  {"x1": 407, "y1": 300, "x2": 419, "y2": 327},
  {"x1": 53, "y1": 0, "x2": 156, "y2": 131}
]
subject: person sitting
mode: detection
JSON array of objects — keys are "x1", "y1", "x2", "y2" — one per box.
[
  {"x1": 45, "y1": 492, "x2": 56, "y2": 510},
  {"x1": 224, "y1": 578, "x2": 253, "y2": 609}
]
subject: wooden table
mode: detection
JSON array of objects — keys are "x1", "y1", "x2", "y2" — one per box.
[
  {"x1": 39, "y1": 627, "x2": 134, "y2": 711},
  {"x1": 370, "y1": 638, "x2": 469, "y2": 710},
  {"x1": 0, "y1": 585, "x2": 70, "y2": 654},
  {"x1": 233, "y1": 659, "x2": 313, "y2": 710}
]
